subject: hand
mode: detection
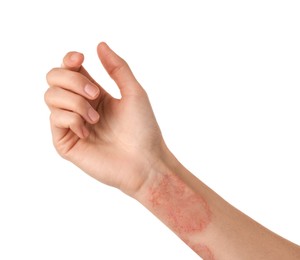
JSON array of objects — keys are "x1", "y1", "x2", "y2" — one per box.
[{"x1": 45, "y1": 42, "x2": 165, "y2": 196}]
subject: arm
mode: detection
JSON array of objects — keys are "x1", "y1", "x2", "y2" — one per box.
[
  {"x1": 45, "y1": 42, "x2": 300, "y2": 259},
  {"x1": 135, "y1": 149, "x2": 300, "y2": 259}
]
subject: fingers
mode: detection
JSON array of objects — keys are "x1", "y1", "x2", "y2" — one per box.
[
  {"x1": 46, "y1": 42, "x2": 140, "y2": 142},
  {"x1": 62, "y1": 51, "x2": 107, "y2": 93},
  {"x1": 46, "y1": 68, "x2": 100, "y2": 100},
  {"x1": 45, "y1": 67, "x2": 100, "y2": 140},
  {"x1": 50, "y1": 109, "x2": 89, "y2": 140},
  {"x1": 45, "y1": 87, "x2": 100, "y2": 125},
  {"x1": 97, "y1": 42, "x2": 144, "y2": 97},
  {"x1": 46, "y1": 52, "x2": 103, "y2": 140}
]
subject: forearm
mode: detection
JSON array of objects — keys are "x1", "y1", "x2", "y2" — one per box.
[{"x1": 134, "y1": 148, "x2": 300, "y2": 260}]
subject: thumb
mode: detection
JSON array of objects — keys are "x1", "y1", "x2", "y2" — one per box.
[{"x1": 97, "y1": 42, "x2": 142, "y2": 97}]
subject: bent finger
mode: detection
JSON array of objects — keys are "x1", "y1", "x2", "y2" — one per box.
[
  {"x1": 46, "y1": 68, "x2": 100, "y2": 100},
  {"x1": 61, "y1": 51, "x2": 106, "y2": 91},
  {"x1": 50, "y1": 109, "x2": 89, "y2": 140},
  {"x1": 45, "y1": 87, "x2": 100, "y2": 124}
]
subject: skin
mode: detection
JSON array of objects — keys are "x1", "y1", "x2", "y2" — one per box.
[{"x1": 45, "y1": 42, "x2": 300, "y2": 259}]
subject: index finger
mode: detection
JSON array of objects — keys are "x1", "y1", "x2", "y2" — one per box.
[
  {"x1": 61, "y1": 51, "x2": 84, "y2": 71},
  {"x1": 61, "y1": 50, "x2": 110, "y2": 109},
  {"x1": 61, "y1": 51, "x2": 105, "y2": 91}
]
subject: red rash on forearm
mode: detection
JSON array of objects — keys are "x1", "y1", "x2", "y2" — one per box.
[{"x1": 146, "y1": 171, "x2": 214, "y2": 259}]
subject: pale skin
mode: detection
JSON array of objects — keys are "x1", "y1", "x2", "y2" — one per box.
[{"x1": 45, "y1": 42, "x2": 300, "y2": 259}]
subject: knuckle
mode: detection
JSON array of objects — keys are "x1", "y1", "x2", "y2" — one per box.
[
  {"x1": 69, "y1": 113, "x2": 81, "y2": 127},
  {"x1": 49, "y1": 111, "x2": 56, "y2": 123},
  {"x1": 54, "y1": 141, "x2": 70, "y2": 160},
  {"x1": 49, "y1": 109, "x2": 61, "y2": 124},
  {"x1": 109, "y1": 58, "x2": 128, "y2": 77},
  {"x1": 44, "y1": 88, "x2": 52, "y2": 104},
  {"x1": 46, "y1": 68, "x2": 58, "y2": 84},
  {"x1": 44, "y1": 87, "x2": 58, "y2": 107}
]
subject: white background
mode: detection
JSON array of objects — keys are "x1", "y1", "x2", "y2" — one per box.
[{"x1": 0, "y1": 1, "x2": 299, "y2": 259}]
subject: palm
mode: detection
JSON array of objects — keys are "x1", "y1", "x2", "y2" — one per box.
[{"x1": 61, "y1": 92, "x2": 162, "y2": 194}]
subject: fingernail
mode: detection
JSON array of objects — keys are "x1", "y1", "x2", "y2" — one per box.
[
  {"x1": 84, "y1": 84, "x2": 99, "y2": 98},
  {"x1": 88, "y1": 108, "x2": 99, "y2": 122}
]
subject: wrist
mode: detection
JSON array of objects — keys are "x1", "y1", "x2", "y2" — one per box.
[
  {"x1": 132, "y1": 144, "x2": 212, "y2": 250},
  {"x1": 132, "y1": 144, "x2": 179, "y2": 202}
]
